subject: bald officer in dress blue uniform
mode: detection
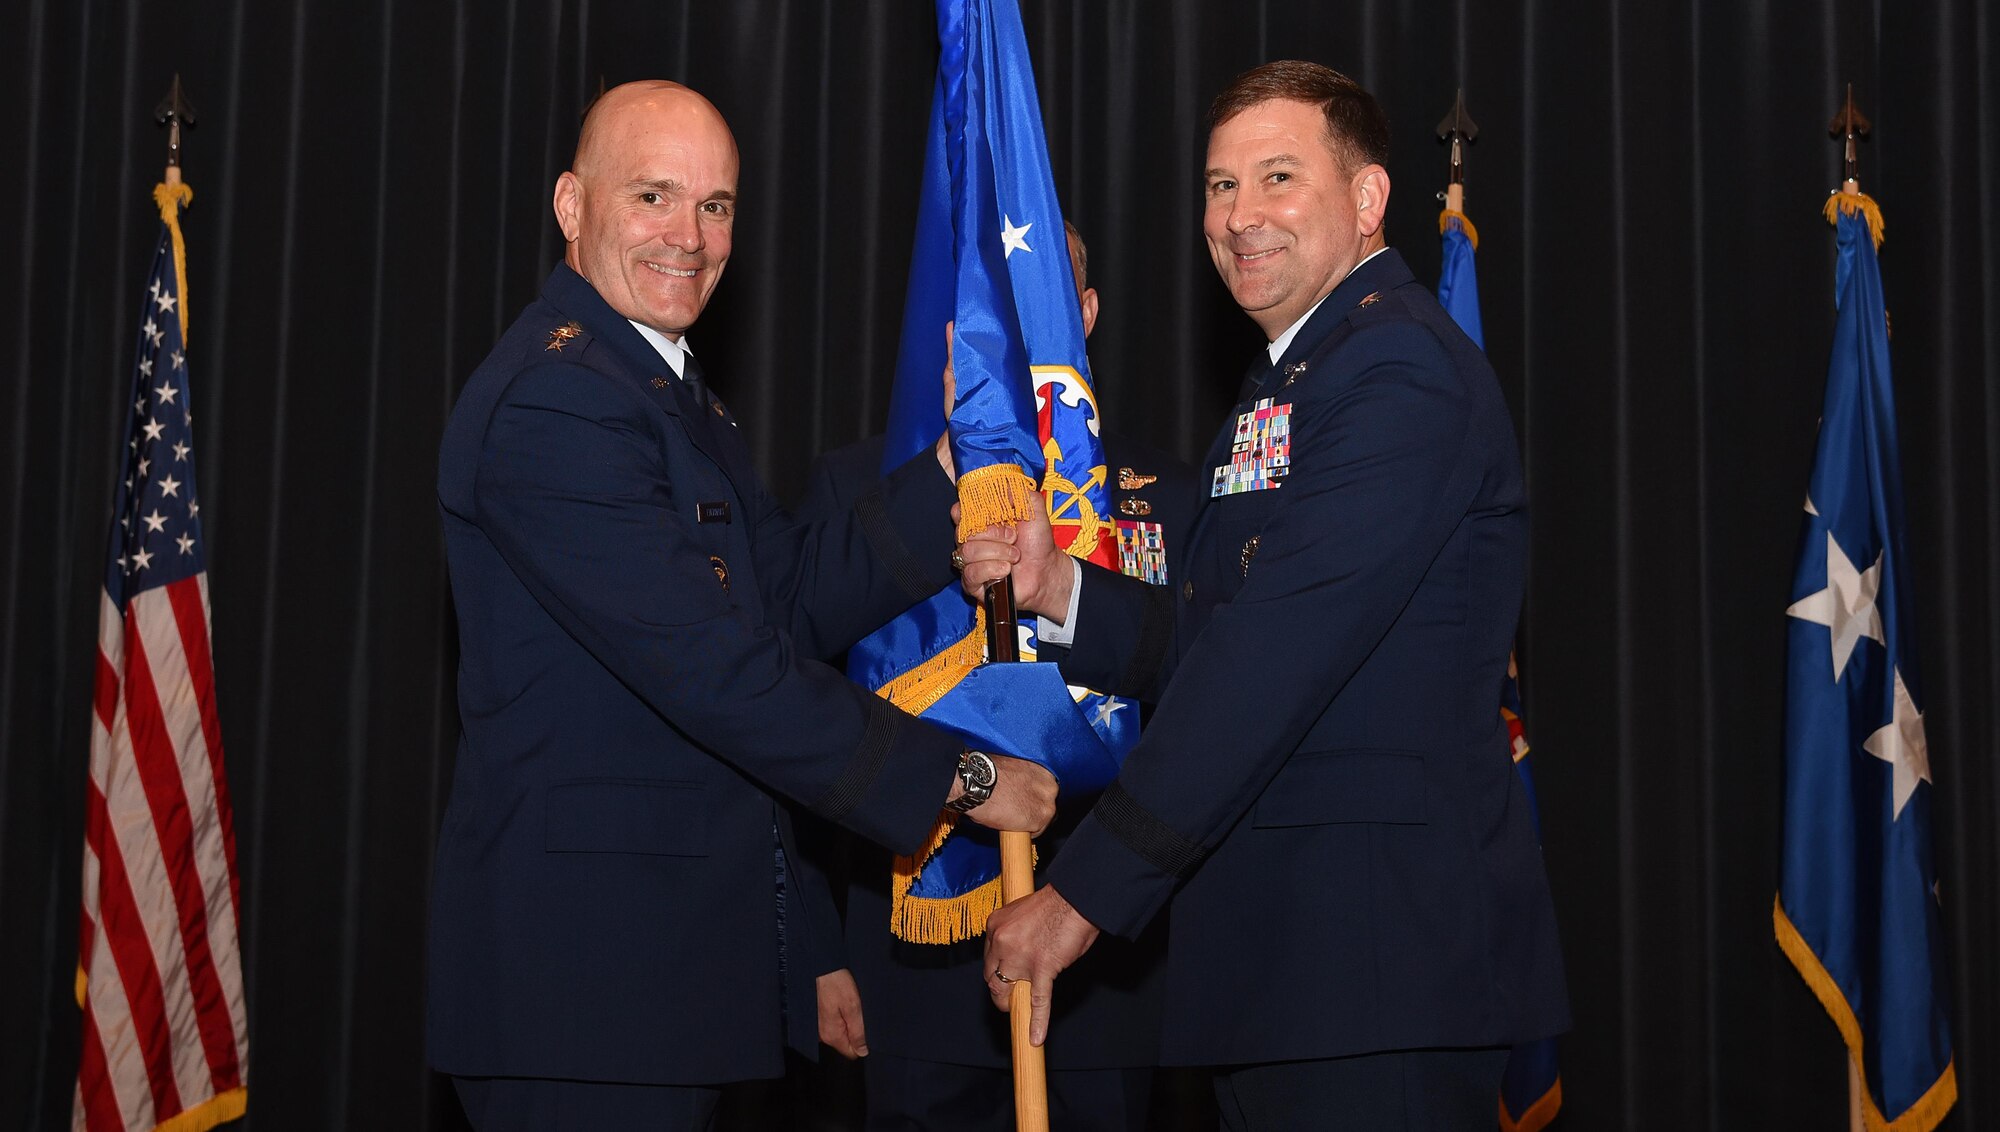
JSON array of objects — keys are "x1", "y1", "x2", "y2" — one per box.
[
  {"x1": 963, "y1": 63, "x2": 1569, "y2": 1130},
  {"x1": 430, "y1": 81, "x2": 1055, "y2": 1131},
  {"x1": 799, "y1": 223, "x2": 1200, "y2": 1132}
]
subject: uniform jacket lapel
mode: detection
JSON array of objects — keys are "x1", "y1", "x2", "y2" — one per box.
[{"x1": 540, "y1": 264, "x2": 736, "y2": 476}]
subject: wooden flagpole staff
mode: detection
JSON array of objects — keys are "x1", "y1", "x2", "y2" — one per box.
[{"x1": 983, "y1": 575, "x2": 1050, "y2": 1132}]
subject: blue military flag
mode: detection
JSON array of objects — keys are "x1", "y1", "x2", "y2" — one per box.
[
  {"x1": 848, "y1": 0, "x2": 1133, "y2": 943},
  {"x1": 1436, "y1": 203, "x2": 1564, "y2": 1132},
  {"x1": 1775, "y1": 191, "x2": 1955, "y2": 1130}
]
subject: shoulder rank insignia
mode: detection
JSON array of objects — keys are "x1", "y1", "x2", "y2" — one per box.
[
  {"x1": 709, "y1": 555, "x2": 730, "y2": 594},
  {"x1": 545, "y1": 320, "x2": 584, "y2": 351},
  {"x1": 1117, "y1": 467, "x2": 1156, "y2": 490},
  {"x1": 1356, "y1": 291, "x2": 1382, "y2": 308},
  {"x1": 1118, "y1": 497, "x2": 1152, "y2": 517}
]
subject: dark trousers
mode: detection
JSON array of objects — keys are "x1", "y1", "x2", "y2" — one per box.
[
  {"x1": 1212, "y1": 1048, "x2": 1510, "y2": 1132},
  {"x1": 864, "y1": 1051, "x2": 1153, "y2": 1132},
  {"x1": 452, "y1": 1074, "x2": 723, "y2": 1131}
]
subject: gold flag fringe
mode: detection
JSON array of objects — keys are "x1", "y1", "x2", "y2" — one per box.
[
  {"x1": 152, "y1": 1086, "x2": 247, "y2": 1132},
  {"x1": 955, "y1": 462, "x2": 1041, "y2": 541},
  {"x1": 890, "y1": 811, "x2": 1037, "y2": 944},
  {"x1": 886, "y1": 457, "x2": 1041, "y2": 941},
  {"x1": 153, "y1": 182, "x2": 194, "y2": 343},
  {"x1": 876, "y1": 608, "x2": 989, "y2": 717},
  {"x1": 1774, "y1": 896, "x2": 1958, "y2": 1131},
  {"x1": 1438, "y1": 208, "x2": 1480, "y2": 251},
  {"x1": 1824, "y1": 190, "x2": 1886, "y2": 250}
]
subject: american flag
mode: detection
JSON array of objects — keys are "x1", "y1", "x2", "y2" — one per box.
[{"x1": 75, "y1": 187, "x2": 248, "y2": 1132}]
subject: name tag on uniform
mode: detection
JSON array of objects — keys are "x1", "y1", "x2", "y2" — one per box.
[
  {"x1": 697, "y1": 501, "x2": 732, "y2": 524},
  {"x1": 1211, "y1": 398, "x2": 1292, "y2": 496},
  {"x1": 1116, "y1": 520, "x2": 1170, "y2": 584}
]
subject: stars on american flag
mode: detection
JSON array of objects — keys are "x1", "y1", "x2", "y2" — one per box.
[{"x1": 107, "y1": 233, "x2": 204, "y2": 593}]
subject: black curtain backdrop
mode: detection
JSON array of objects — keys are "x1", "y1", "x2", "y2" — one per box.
[{"x1": 5, "y1": 1, "x2": 1996, "y2": 1129}]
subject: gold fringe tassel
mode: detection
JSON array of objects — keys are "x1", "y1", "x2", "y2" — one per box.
[
  {"x1": 1773, "y1": 896, "x2": 1958, "y2": 1131},
  {"x1": 955, "y1": 462, "x2": 1041, "y2": 541},
  {"x1": 1498, "y1": 1078, "x2": 1563, "y2": 1132},
  {"x1": 1438, "y1": 208, "x2": 1480, "y2": 251},
  {"x1": 153, "y1": 1086, "x2": 248, "y2": 1132},
  {"x1": 883, "y1": 459, "x2": 1039, "y2": 942},
  {"x1": 153, "y1": 181, "x2": 194, "y2": 343},
  {"x1": 1823, "y1": 190, "x2": 1886, "y2": 250},
  {"x1": 889, "y1": 811, "x2": 1037, "y2": 944},
  {"x1": 876, "y1": 610, "x2": 988, "y2": 717}
]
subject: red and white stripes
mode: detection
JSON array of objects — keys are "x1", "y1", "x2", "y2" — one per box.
[{"x1": 76, "y1": 576, "x2": 247, "y2": 1132}]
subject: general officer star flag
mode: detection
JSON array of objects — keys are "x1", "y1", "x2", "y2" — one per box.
[
  {"x1": 847, "y1": 0, "x2": 1131, "y2": 943},
  {"x1": 1775, "y1": 191, "x2": 1955, "y2": 1131}
]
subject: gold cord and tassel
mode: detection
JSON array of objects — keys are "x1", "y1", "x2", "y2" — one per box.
[
  {"x1": 1438, "y1": 208, "x2": 1480, "y2": 251},
  {"x1": 153, "y1": 182, "x2": 194, "y2": 342},
  {"x1": 1823, "y1": 190, "x2": 1885, "y2": 250}
]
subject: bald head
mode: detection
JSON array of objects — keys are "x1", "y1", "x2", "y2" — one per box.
[{"x1": 555, "y1": 81, "x2": 739, "y2": 339}]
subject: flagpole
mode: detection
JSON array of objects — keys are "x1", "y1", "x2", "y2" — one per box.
[
  {"x1": 1827, "y1": 82, "x2": 1869, "y2": 1132},
  {"x1": 983, "y1": 577, "x2": 1051, "y2": 1132},
  {"x1": 1435, "y1": 89, "x2": 1477, "y2": 218}
]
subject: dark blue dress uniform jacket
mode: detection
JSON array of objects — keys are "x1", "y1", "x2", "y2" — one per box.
[
  {"x1": 1043, "y1": 250, "x2": 1570, "y2": 1067},
  {"x1": 429, "y1": 265, "x2": 967, "y2": 1086},
  {"x1": 798, "y1": 431, "x2": 1197, "y2": 1071}
]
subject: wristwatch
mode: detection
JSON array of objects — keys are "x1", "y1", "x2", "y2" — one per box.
[{"x1": 945, "y1": 748, "x2": 997, "y2": 814}]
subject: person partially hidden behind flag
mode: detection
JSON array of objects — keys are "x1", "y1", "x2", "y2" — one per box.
[
  {"x1": 798, "y1": 221, "x2": 1199, "y2": 1131},
  {"x1": 960, "y1": 61, "x2": 1569, "y2": 1129},
  {"x1": 429, "y1": 80, "x2": 1057, "y2": 1131}
]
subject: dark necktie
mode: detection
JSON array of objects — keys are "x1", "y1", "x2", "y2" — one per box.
[
  {"x1": 1237, "y1": 353, "x2": 1276, "y2": 401},
  {"x1": 678, "y1": 349, "x2": 709, "y2": 408}
]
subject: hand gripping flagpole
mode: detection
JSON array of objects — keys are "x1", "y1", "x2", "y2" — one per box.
[{"x1": 979, "y1": 575, "x2": 1050, "y2": 1131}]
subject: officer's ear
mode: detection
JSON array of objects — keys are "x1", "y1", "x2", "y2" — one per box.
[
  {"x1": 1078, "y1": 286, "x2": 1099, "y2": 339},
  {"x1": 1351, "y1": 164, "x2": 1389, "y2": 239},
  {"x1": 553, "y1": 172, "x2": 583, "y2": 243}
]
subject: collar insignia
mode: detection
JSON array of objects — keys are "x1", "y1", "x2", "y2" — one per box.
[{"x1": 544, "y1": 321, "x2": 584, "y2": 351}]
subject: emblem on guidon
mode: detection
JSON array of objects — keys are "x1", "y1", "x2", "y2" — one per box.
[{"x1": 1033, "y1": 365, "x2": 1115, "y2": 561}]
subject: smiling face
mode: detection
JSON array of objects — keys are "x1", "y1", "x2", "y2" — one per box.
[
  {"x1": 1202, "y1": 97, "x2": 1388, "y2": 339},
  {"x1": 554, "y1": 82, "x2": 738, "y2": 340}
]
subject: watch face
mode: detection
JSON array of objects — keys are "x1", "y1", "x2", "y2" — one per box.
[{"x1": 966, "y1": 752, "x2": 998, "y2": 789}]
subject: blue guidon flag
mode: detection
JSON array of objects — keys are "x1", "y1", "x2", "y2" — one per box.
[
  {"x1": 1776, "y1": 190, "x2": 1955, "y2": 1131},
  {"x1": 848, "y1": 0, "x2": 1134, "y2": 944},
  {"x1": 1436, "y1": 201, "x2": 1563, "y2": 1132}
]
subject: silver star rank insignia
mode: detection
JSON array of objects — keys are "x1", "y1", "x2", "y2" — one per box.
[{"x1": 545, "y1": 321, "x2": 584, "y2": 351}]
